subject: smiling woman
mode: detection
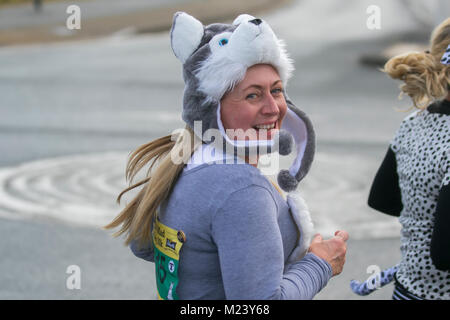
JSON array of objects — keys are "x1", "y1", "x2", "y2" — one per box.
[
  {"x1": 220, "y1": 64, "x2": 287, "y2": 142},
  {"x1": 105, "y1": 12, "x2": 348, "y2": 300},
  {"x1": 218, "y1": 64, "x2": 288, "y2": 167}
]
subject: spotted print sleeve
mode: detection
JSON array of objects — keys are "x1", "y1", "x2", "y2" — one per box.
[
  {"x1": 389, "y1": 111, "x2": 416, "y2": 154},
  {"x1": 368, "y1": 147, "x2": 403, "y2": 217},
  {"x1": 430, "y1": 151, "x2": 450, "y2": 271}
]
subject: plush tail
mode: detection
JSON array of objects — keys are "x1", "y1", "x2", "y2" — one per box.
[{"x1": 350, "y1": 264, "x2": 399, "y2": 296}]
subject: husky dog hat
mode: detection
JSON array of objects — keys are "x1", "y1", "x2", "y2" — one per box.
[{"x1": 171, "y1": 12, "x2": 315, "y2": 193}]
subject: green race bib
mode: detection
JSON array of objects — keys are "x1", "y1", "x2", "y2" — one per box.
[{"x1": 152, "y1": 217, "x2": 185, "y2": 300}]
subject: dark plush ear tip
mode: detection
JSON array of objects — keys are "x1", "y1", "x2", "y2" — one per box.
[
  {"x1": 277, "y1": 169, "x2": 298, "y2": 192},
  {"x1": 277, "y1": 129, "x2": 294, "y2": 156}
]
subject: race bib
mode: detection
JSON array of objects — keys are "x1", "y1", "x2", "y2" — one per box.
[{"x1": 152, "y1": 217, "x2": 185, "y2": 300}]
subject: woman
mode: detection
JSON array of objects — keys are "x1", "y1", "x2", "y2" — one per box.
[
  {"x1": 358, "y1": 18, "x2": 450, "y2": 300},
  {"x1": 105, "y1": 12, "x2": 348, "y2": 300}
]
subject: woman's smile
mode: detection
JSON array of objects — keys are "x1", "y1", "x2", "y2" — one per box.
[
  {"x1": 252, "y1": 120, "x2": 278, "y2": 139},
  {"x1": 220, "y1": 64, "x2": 287, "y2": 141}
]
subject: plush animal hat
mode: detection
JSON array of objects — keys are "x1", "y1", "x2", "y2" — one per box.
[{"x1": 170, "y1": 12, "x2": 315, "y2": 192}]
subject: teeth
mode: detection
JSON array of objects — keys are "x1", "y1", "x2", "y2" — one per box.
[{"x1": 255, "y1": 122, "x2": 275, "y2": 130}]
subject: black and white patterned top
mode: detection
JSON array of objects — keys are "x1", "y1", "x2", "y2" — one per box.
[{"x1": 368, "y1": 99, "x2": 450, "y2": 300}]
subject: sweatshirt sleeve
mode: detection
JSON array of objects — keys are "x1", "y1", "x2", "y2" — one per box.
[
  {"x1": 368, "y1": 147, "x2": 403, "y2": 217},
  {"x1": 129, "y1": 238, "x2": 155, "y2": 262},
  {"x1": 211, "y1": 185, "x2": 332, "y2": 300}
]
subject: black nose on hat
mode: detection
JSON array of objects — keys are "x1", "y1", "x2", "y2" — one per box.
[{"x1": 249, "y1": 18, "x2": 262, "y2": 26}]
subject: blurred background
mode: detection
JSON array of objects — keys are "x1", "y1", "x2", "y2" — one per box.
[{"x1": 0, "y1": 0, "x2": 448, "y2": 299}]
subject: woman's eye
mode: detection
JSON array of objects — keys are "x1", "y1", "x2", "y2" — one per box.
[
  {"x1": 271, "y1": 88, "x2": 283, "y2": 95},
  {"x1": 246, "y1": 93, "x2": 258, "y2": 99},
  {"x1": 219, "y1": 38, "x2": 229, "y2": 46}
]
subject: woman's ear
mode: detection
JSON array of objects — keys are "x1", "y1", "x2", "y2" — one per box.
[{"x1": 170, "y1": 12, "x2": 204, "y2": 64}]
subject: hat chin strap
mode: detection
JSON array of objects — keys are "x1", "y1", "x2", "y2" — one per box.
[
  {"x1": 216, "y1": 101, "x2": 276, "y2": 151},
  {"x1": 216, "y1": 102, "x2": 308, "y2": 181}
]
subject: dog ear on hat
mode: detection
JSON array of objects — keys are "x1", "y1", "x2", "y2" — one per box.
[{"x1": 171, "y1": 12, "x2": 204, "y2": 64}]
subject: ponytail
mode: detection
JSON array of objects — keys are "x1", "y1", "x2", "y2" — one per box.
[
  {"x1": 383, "y1": 18, "x2": 450, "y2": 109},
  {"x1": 104, "y1": 126, "x2": 200, "y2": 247}
]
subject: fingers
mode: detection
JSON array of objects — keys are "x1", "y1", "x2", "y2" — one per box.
[
  {"x1": 308, "y1": 232, "x2": 348, "y2": 276},
  {"x1": 334, "y1": 230, "x2": 349, "y2": 242},
  {"x1": 330, "y1": 231, "x2": 348, "y2": 257}
]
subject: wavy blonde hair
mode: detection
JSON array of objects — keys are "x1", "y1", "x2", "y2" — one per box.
[
  {"x1": 383, "y1": 18, "x2": 450, "y2": 109},
  {"x1": 104, "y1": 126, "x2": 200, "y2": 247}
]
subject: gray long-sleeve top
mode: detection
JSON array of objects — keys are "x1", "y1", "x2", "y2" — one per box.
[{"x1": 130, "y1": 161, "x2": 332, "y2": 299}]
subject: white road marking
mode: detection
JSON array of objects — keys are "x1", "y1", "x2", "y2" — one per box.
[{"x1": 0, "y1": 150, "x2": 401, "y2": 238}]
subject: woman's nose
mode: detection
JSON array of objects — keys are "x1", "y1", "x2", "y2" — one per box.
[{"x1": 261, "y1": 94, "x2": 279, "y2": 115}]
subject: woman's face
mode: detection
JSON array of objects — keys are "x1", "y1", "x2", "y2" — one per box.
[{"x1": 220, "y1": 64, "x2": 288, "y2": 140}]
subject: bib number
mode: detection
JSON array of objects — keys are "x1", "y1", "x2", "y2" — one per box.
[{"x1": 152, "y1": 218, "x2": 184, "y2": 300}]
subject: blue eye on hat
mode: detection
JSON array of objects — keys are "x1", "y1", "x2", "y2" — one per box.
[{"x1": 219, "y1": 38, "x2": 228, "y2": 46}]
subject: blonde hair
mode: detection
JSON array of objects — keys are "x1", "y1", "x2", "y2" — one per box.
[
  {"x1": 383, "y1": 18, "x2": 450, "y2": 109},
  {"x1": 104, "y1": 126, "x2": 200, "y2": 247}
]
